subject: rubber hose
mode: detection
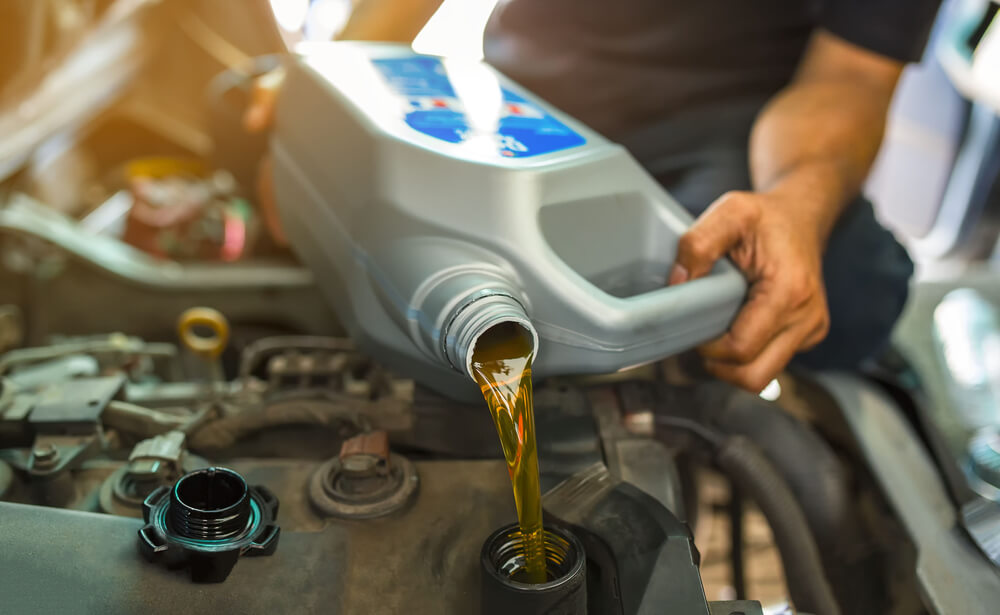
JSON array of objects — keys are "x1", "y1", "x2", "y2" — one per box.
[
  {"x1": 187, "y1": 396, "x2": 377, "y2": 450},
  {"x1": 656, "y1": 382, "x2": 882, "y2": 613},
  {"x1": 657, "y1": 382, "x2": 854, "y2": 552},
  {"x1": 715, "y1": 435, "x2": 841, "y2": 615}
]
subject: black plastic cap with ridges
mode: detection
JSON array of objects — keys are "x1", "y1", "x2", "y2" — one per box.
[{"x1": 137, "y1": 467, "x2": 280, "y2": 583}]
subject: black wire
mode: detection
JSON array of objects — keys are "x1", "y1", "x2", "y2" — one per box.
[
  {"x1": 652, "y1": 414, "x2": 725, "y2": 447},
  {"x1": 729, "y1": 486, "x2": 747, "y2": 599}
]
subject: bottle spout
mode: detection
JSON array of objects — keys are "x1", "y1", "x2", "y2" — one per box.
[{"x1": 443, "y1": 292, "x2": 539, "y2": 380}]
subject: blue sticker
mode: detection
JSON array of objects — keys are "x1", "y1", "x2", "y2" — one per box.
[{"x1": 372, "y1": 57, "x2": 585, "y2": 158}]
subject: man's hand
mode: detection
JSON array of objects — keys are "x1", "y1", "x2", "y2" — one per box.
[
  {"x1": 243, "y1": 68, "x2": 284, "y2": 134},
  {"x1": 241, "y1": 68, "x2": 286, "y2": 245},
  {"x1": 670, "y1": 190, "x2": 830, "y2": 392},
  {"x1": 671, "y1": 30, "x2": 904, "y2": 392}
]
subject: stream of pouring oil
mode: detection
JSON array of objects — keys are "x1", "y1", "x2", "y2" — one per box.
[{"x1": 471, "y1": 323, "x2": 547, "y2": 584}]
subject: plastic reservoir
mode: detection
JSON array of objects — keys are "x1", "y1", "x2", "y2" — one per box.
[{"x1": 270, "y1": 43, "x2": 746, "y2": 398}]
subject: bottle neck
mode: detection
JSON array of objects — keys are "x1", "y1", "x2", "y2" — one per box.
[{"x1": 443, "y1": 291, "x2": 538, "y2": 379}]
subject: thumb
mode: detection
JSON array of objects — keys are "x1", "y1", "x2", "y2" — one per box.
[
  {"x1": 242, "y1": 68, "x2": 285, "y2": 134},
  {"x1": 670, "y1": 192, "x2": 757, "y2": 284}
]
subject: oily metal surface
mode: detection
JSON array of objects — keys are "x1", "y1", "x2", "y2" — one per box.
[
  {"x1": 0, "y1": 196, "x2": 339, "y2": 345},
  {"x1": 0, "y1": 459, "x2": 513, "y2": 615},
  {"x1": 817, "y1": 373, "x2": 1000, "y2": 615},
  {"x1": 893, "y1": 268, "x2": 1000, "y2": 491},
  {"x1": 891, "y1": 269, "x2": 1000, "y2": 573}
]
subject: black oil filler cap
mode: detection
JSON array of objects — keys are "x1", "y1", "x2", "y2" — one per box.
[{"x1": 137, "y1": 466, "x2": 280, "y2": 583}]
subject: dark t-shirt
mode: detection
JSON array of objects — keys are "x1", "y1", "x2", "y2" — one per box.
[
  {"x1": 484, "y1": 0, "x2": 941, "y2": 141},
  {"x1": 484, "y1": 0, "x2": 939, "y2": 369}
]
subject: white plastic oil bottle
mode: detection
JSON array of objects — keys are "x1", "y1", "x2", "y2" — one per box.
[{"x1": 271, "y1": 42, "x2": 746, "y2": 398}]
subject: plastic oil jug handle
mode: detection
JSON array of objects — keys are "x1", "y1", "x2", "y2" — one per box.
[{"x1": 526, "y1": 256, "x2": 747, "y2": 361}]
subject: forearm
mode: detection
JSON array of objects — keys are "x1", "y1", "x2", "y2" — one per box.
[
  {"x1": 338, "y1": 0, "x2": 444, "y2": 43},
  {"x1": 244, "y1": 0, "x2": 443, "y2": 132},
  {"x1": 749, "y1": 31, "x2": 902, "y2": 244}
]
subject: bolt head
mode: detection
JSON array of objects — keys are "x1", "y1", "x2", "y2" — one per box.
[{"x1": 32, "y1": 443, "x2": 57, "y2": 460}]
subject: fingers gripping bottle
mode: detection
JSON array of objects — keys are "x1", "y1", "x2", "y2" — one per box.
[{"x1": 270, "y1": 42, "x2": 745, "y2": 399}]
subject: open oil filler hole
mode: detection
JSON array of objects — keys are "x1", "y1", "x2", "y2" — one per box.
[
  {"x1": 170, "y1": 467, "x2": 251, "y2": 540},
  {"x1": 483, "y1": 523, "x2": 584, "y2": 587}
]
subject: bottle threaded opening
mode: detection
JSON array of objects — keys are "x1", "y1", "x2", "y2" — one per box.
[
  {"x1": 443, "y1": 291, "x2": 537, "y2": 379},
  {"x1": 169, "y1": 467, "x2": 251, "y2": 540},
  {"x1": 482, "y1": 523, "x2": 584, "y2": 587}
]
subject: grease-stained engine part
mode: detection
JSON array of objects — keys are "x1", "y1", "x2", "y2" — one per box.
[
  {"x1": 308, "y1": 430, "x2": 418, "y2": 519},
  {"x1": 99, "y1": 430, "x2": 209, "y2": 518},
  {"x1": 0, "y1": 332, "x2": 768, "y2": 611},
  {"x1": 138, "y1": 466, "x2": 280, "y2": 583}
]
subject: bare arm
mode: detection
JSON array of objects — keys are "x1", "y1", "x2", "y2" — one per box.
[
  {"x1": 338, "y1": 0, "x2": 444, "y2": 43},
  {"x1": 670, "y1": 31, "x2": 904, "y2": 391},
  {"x1": 244, "y1": 0, "x2": 444, "y2": 132},
  {"x1": 751, "y1": 30, "x2": 903, "y2": 244}
]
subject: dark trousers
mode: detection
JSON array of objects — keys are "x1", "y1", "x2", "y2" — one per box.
[{"x1": 623, "y1": 108, "x2": 914, "y2": 370}]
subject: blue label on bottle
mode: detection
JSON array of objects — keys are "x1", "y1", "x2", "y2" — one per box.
[{"x1": 372, "y1": 56, "x2": 586, "y2": 158}]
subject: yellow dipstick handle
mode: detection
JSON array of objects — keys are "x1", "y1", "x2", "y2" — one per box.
[{"x1": 177, "y1": 307, "x2": 230, "y2": 360}]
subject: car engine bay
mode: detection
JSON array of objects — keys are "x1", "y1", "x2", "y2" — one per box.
[{"x1": 3, "y1": 2, "x2": 1000, "y2": 615}]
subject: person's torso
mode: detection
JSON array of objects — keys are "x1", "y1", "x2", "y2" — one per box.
[{"x1": 484, "y1": 0, "x2": 821, "y2": 141}]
